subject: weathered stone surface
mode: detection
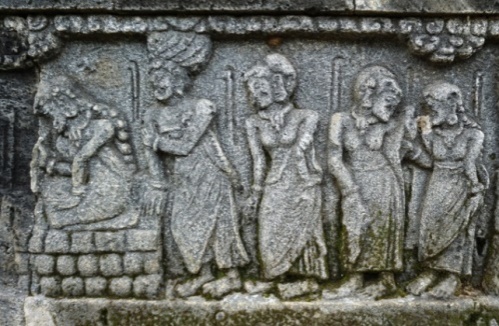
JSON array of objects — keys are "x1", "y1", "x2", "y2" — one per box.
[
  {"x1": 123, "y1": 252, "x2": 143, "y2": 275},
  {"x1": 44, "y1": 231, "x2": 70, "y2": 254},
  {"x1": 61, "y1": 277, "x2": 84, "y2": 297},
  {"x1": 84, "y1": 277, "x2": 107, "y2": 297},
  {"x1": 77, "y1": 255, "x2": 99, "y2": 277},
  {"x1": 70, "y1": 232, "x2": 94, "y2": 253},
  {"x1": 39, "y1": 277, "x2": 61, "y2": 297},
  {"x1": 100, "y1": 254, "x2": 123, "y2": 277},
  {"x1": 2, "y1": 0, "x2": 499, "y2": 324},
  {"x1": 21, "y1": 296, "x2": 499, "y2": 325},
  {"x1": 2, "y1": 0, "x2": 499, "y2": 14},
  {"x1": 0, "y1": 287, "x2": 26, "y2": 326},
  {"x1": 143, "y1": 252, "x2": 161, "y2": 275},
  {"x1": 126, "y1": 230, "x2": 159, "y2": 251},
  {"x1": 34, "y1": 254, "x2": 55, "y2": 276},
  {"x1": 56, "y1": 255, "x2": 76, "y2": 276},
  {"x1": 133, "y1": 275, "x2": 162, "y2": 299},
  {"x1": 109, "y1": 276, "x2": 133, "y2": 297},
  {"x1": 95, "y1": 232, "x2": 126, "y2": 253}
]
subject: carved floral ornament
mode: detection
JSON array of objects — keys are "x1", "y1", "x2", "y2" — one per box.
[{"x1": 3, "y1": 15, "x2": 499, "y2": 68}]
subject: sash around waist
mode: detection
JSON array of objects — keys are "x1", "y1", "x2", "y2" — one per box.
[{"x1": 434, "y1": 161, "x2": 464, "y2": 170}]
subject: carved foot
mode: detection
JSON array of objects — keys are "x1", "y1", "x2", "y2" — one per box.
[
  {"x1": 358, "y1": 273, "x2": 397, "y2": 300},
  {"x1": 406, "y1": 271, "x2": 438, "y2": 296},
  {"x1": 202, "y1": 269, "x2": 242, "y2": 299},
  {"x1": 277, "y1": 279, "x2": 319, "y2": 300},
  {"x1": 426, "y1": 273, "x2": 461, "y2": 299},
  {"x1": 244, "y1": 280, "x2": 274, "y2": 294},
  {"x1": 357, "y1": 282, "x2": 395, "y2": 300},
  {"x1": 175, "y1": 269, "x2": 215, "y2": 298},
  {"x1": 322, "y1": 273, "x2": 363, "y2": 300}
]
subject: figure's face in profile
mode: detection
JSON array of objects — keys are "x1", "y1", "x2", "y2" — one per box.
[
  {"x1": 152, "y1": 71, "x2": 174, "y2": 102},
  {"x1": 151, "y1": 66, "x2": 190, "y2": 103},
  {"x1": 371, "y1": 77, "x2": 402, "y2": 122},
  {"x1": 425, "y1": 94, "x2": 458, "y2": 126},
  {"x1": 248, "y1": 77, "x2": 274, "y2": 110}
]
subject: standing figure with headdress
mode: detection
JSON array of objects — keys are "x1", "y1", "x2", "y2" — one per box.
[
  {"x1": 141, "y1": 31, "x2": 249, "y2": 298},
  {"x1": 406, "y1": 82, "x2": 488, "y2": 298},
  {"x1": 244, "y1": 54, "x2": 328, "y2": 298},
  {"x1": 327, "y1": 65, "x2": 413, "y2": 299}
]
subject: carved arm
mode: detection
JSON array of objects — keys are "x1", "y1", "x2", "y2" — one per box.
[
  {"x1": 464, "y1": 129, "x2": 485, "y2": 193},
  {"x1": 154, "y1": 100, "x2": 216, "y2": 156},
  {"x1": 71, "y1": 120, "x2": 114, "y2": 191},
  {"x1": 328, "y1": 113, "x2": 358, "y2": 195},
  {"x1": 297, "y1": 110, "x2": 319, "y2": 150},
  {"x1": 246, "y1": 117, "x2": 266, "y2": 196}
]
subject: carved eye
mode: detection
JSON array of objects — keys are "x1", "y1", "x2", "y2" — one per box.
[
  {"x1": 366, "y1": 77, "x2": 376, "y2": 89},
  {"x1": 448, "y1": 91, "x2": 459, "y2": 101}
]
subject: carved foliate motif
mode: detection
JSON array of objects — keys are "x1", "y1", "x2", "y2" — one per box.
[{"x1": 401, "y1": 18, "x2": 488, "y2": 63}]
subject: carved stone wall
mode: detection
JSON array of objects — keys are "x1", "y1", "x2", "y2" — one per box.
[{"x1": 2, "y1": 3, "x2": 499, "y2": 325}]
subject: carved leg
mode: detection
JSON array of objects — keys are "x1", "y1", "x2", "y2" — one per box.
[
  {"x1": 427, "y1": 272, "x2": 461, "y2": 299},
  {"x1": 358, "y1": 272, "x2": 397, "y2": 300},
  {"x1": 406, "y1": 270, "x2": 438, "y2": 296},
  {"x1": 202, "y1": 268, "x2": 242, "y2": 299},
  {"x1": 322, "y1": 272, "x2": 363, "y2": 300},
  {"x1": 175, "y1": 264, "x2": 215, "y2": 298}
]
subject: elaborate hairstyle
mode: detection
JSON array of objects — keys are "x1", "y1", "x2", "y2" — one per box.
[
  {"x1": 353, "y1": 65, "x2": 399, "y2": 110},
  {"x1": 147, "y1": 31, "x2": 212, "y2": 95},
  {"x1": 34, "y1": 75, "x2": 134, "y2": 164},
  {"x1": 243, "y1": 64, "x2": 271, "y2": 83}
]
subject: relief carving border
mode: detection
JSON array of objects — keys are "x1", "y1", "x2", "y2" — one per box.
[{"x1": 3, "y1": 15, "x2": 499, "y2": 68}]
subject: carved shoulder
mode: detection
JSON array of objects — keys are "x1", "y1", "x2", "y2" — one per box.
[
  {"x1": 299, "y1": 109, "x2": 319, "y2": 123},
  {"x1": 465, "y1": 127, "x2": 484, "y2": 144},
  {"x1": 195, "y1": 98, "x2": 216, "y2": 116}
]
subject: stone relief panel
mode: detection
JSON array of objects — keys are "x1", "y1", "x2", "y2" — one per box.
[{"x1": 2, "y1": 15, "x2": 499, "y2": 307}]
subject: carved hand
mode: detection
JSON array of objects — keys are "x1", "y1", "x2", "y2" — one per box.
[
  {"x1": 71, "y1": 154, "x2": 89, "y2": 193},
  {"x1": 142, "y1": 124, "x2": 158, "y2": 148},
  {"x1": 470, "y1": 182, "x2": 485, "y2": 195},
  {"x1": 298, "y1": 132, "x2": 314, "y2": 150},
  {"x1": 140, "y1": 183, "x2": 168, "y2": 216},
  {"x1": 68, "y1": 127, "x2": 82, "y2": 142},
  {"x1": 417, "y1": 115, "x2": 432, "y2": 134},
  {"x1": 404, "y1": 105, "x2": 418, "y2": 140}
]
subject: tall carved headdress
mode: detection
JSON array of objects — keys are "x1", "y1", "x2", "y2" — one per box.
[{"x1": 147, "y1": 31, "x2": 212, "y2": 89}]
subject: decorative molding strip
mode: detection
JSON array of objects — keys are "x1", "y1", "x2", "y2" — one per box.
[{"x1": 2, "y1": 15, "x2": 499, "y2": 69}]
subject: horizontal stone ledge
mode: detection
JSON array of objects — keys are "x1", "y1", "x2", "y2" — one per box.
[
  {"x1": 38, "y1": 15, "x2": 499, "y2": 38},
  {"x1": 1, "y1": 0, "x2": 499, "y2": 15},
  {"x1": 24, "y1": 295, "x2": 499, "y2": 325}
]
